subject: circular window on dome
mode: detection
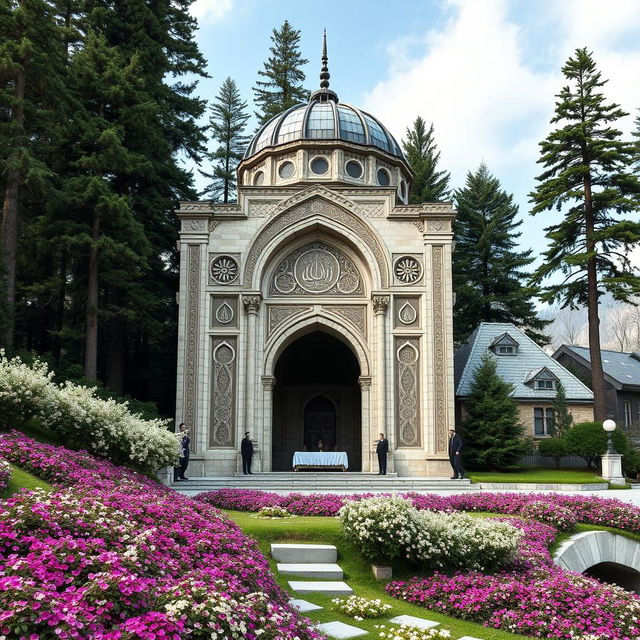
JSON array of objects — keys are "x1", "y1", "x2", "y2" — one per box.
[
  {"x1": 310, "y1": 156, "x2": 329, "y2": 175},
  {"x1": 253, "y1": 171, "x2": 264, "y2": 186},
  {"x1": 377, "y1": 168, "x2": 390, "y2": 186},
  {"x1": 278, "y1": 161, "x2": 295, "y2": 179},
  {"x1": 345, "y1": 160, "x2": 363, "y2": 179}
]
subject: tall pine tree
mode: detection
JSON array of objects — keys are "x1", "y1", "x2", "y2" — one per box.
[
  {"x1": 203, "y1": 77, "x2": 250, "y2": 203},
  {"x1": 460, "y1": 352, "x2": 529, "y2": 471},
  {"x1": 253, "y1": 20, "x2": 309, "y2": 125},
  {"x1": 453, "y1": 163, "x2": 549, "y2": 344},
  {"x1": 402, "y1": 117, "x2": 450, "y2": 202},
  {"x1": 530, "y1": 48, "x2": 640, "y2": 421}
]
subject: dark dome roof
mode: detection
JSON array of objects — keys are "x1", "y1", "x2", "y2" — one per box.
[{"x1": 244, "y1": 99, "x2": 404, "y2": 160}]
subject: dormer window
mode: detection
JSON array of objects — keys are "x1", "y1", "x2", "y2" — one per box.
[
  {"x1": 535, "y1": 379, "x2": 555, "y2": 390},
  {"x1": 525, "y1": 366, "x2": 559, "y2": 391},
  {"x1": 490, "y1": 332, "x2": 519, "y2": 356}
]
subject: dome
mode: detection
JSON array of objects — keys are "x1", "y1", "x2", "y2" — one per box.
[{"x1": 244, "y1": 100, "x2": 404, "y2": 160}]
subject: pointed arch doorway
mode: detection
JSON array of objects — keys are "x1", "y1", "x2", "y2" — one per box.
[{"x1": 271, "y1": 331, "x2": 361, "y2": 471}]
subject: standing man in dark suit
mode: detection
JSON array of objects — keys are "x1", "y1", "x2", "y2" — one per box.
[
  {"x1": 241, "y1": 432, "x2": 254, "y2": 475},
  {"x1": 177, "y1": 423, "x2": 190, "y2": 481},
  {"x1": 376, "y1": 433, "x2": 389, "y2": 475},
  {"x1": 448, "y1": 429, "x2": 464, "y2": 479}
]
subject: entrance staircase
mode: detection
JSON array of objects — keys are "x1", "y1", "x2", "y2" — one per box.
[{"x1": 172, "y1": 471, "x2": 472, "y2": 493}]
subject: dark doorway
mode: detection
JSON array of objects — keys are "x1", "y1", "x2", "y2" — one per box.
[
  {"x1": 584, "y1": 562, "x2": 640, "y2": 593},
  {"x1": 272, "y1": 331, "x2": 361, "y2": 471}
]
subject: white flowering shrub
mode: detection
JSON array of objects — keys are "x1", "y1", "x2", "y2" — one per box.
[
  {"x1": 0, "y1": 352, "x2": 180, "y2": 471},
  {"x1": 374, "y1": 624, "x2": 452, "y2": 639},
  {"x1": 331, "y1": 595, "x2": 391, "y2": 620},
  {"x1": 339, "y1": 496, "x2": 522, "y2": 572},
  {"x1": 0, "y1": 458, "x2": 10, "y2": 489},
  {"x1": 255, "y1": 505, "x2": 294, "y2": 518}
]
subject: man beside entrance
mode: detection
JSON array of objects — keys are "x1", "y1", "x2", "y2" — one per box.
[
  {"x1": 376, "y1": 433, "x2": 388, "y2": 475},
  {"x1": 241, "y1": 432, "x2": 254, "y2": 475},
  {"x1": 448, "y1": 429, "x2": 464, "y2": 479}
]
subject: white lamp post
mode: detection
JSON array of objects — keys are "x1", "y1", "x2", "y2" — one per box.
[{"x1": 601, "y1": 419, "x2": 625, "y2": 485}]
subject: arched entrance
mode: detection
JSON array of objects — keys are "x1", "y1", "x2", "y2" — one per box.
[{"x1": 271, "y1": 331, "x2": 361, "y2": 471}]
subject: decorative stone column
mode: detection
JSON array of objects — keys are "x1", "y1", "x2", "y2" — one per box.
[
  {"x1": 358, "y1": 376, "x2": 372, "y2": 472},
  {"x1": 261, "y1": 375, "x2": 275, "y2": 472},
  {"x1": 242, "y1": 294, "x2": 262, "y2": 451},
  {"x1": 372, "y1": 295, "x2": 389, "y2": 447}
]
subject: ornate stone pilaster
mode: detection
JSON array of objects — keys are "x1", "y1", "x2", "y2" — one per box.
[
  {"x1": 210, "y1": 338, "x2": 237, "y2": 447},
  {"x1": 395, "y1": 339, "x2": 421, "y2": 447},
  {"x1": 359, "y1": 376, "x2": 372, "y2": 472},
  {"x1": 432, "y1": 247, "x2": 447, "y2": 453},
  {"x1": 243, "y1": 294, "x2": 262, "y2": 443},
  {"x1": 183, "y1": 245, "x2": 201, "y2": 448},
  {"x1": 372, "y1": 294, "x2": 389, "y2": 445}
]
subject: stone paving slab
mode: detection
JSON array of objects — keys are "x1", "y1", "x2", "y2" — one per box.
[
  {"x1": 458, "y1": 636, "x2": 484, "y2": 640},
  {"x1": 278, "y1": 562, "x2": 343, "y2": 579},
  {"x1": 288, "y1": 598, "x2": 323, "y2": 613},
  {"x1": 272, "y1": 543, "x2": 337, "y2": 563},
  {"x1": 388, "y1": 614, "x2": 440, "y2": 629},
  {"x1": 288, "y1": 580, "x2": 353, "y2": 596},
  {"x1": 316, "y1": 621, "x2": 368, "y2": 638}
]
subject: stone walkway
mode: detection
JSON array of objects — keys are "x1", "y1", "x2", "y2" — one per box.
[{"x1": 273, "y1": 542, "x2": 483, "y2": 639}]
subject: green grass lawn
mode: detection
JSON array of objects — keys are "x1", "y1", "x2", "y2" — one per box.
[
  {"x1": 225, "y1": 510, "x2": 530, "y2": 640},
  {"x1": 468, "y1": 467, "x2": 606, "y2": 484},
  {"x1": 0, "y1": 419, "x2": 61, "y2": 445},
  {"x1": 0, "y1": 463, "x2": 54, "y2": 498}
]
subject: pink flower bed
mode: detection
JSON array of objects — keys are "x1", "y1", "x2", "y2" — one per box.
[
  {"x1": 0, "y1": 433, "x2": 321, "y2": 640},
  {"x1": 0, "y1": 459, "x2": 9, "y2": 489}
]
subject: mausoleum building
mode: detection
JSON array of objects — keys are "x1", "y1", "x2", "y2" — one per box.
[{"x1": 175, "y1": 47, "x2": 456, "y2": 476}]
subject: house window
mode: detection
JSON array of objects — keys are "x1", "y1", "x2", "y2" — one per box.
[
  {"x1": 535, "y1": 379, "x2": 555, "y2": 390},
  {"x1": 624, "y1": 401, "x2": 632, "y2": 428},
  {"x1": 497, "y1": 346, "x2": 515, "y2": 355},
  {"x1": 534, "y1": 407, "x2": 555, "y2": 436}
]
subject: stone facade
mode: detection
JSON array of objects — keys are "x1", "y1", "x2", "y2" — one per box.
[{"x1": 175, "y1": 99, "x2": 456, "y2": 477}]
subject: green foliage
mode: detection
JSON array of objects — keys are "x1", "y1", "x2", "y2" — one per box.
[
  {"x1": 253, "y1": 20, "x2": 309, "y2": 125},
  {"x1": 461, "y1": 352, "x2": 529, "y2": 470},
  {"x1": 537, "y1": 437, "x2": 569, "y2": 470},
  {"x1": 550, "y1": 381, "x2": 573, "y2": 436},
  {"x1": 203, "y1": 77, "x2": 250, "y2": 203},
  {"x1": 453, "y1": 164, "x2": 550, "y2": 344},
  {"x1": 565, "y1": 421, "x2": 630, "y2": 469},
  {"x1": 402, "y1": 117, "x2": 450, "y2": 203}
]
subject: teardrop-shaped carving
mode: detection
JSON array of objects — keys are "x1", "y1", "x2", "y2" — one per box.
[
  {"x1": 216, "y1": 302, "x2": 234, "y2": 324},
  {"x1": 398, "y1": 302, "x2": 417, "y2": 325}
]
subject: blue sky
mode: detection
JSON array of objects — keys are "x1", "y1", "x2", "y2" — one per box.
[{"x1": 189, "y1": 0, "x2": 640, "y2": 278}]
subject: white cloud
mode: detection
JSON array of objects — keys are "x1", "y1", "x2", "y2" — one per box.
[{"x1": 190, "y1": 0, "x2": 233, "y2": 25}]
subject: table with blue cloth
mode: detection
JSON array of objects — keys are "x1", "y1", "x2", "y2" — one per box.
[{"x1": 292, "y1": 451, "x2": 349, "y2": 471}]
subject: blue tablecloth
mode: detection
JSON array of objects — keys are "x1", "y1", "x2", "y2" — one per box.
[{"x1": 292, "y1": 452, "x2": 349, "y2": 469}]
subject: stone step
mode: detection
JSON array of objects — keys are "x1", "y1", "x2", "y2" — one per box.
[
  {"x1": 288, "y1": 598, "x2": 323, "y2": 613},
  {"x1": 278, "y1": 562, "x2": 343, "y2": 579},
  {"x1": 316, "y1": 621, "x2": 367, "y2": 638},
  {"x1": 272, "y1": 543, "x2": 337, "y2": 564},
  {"x1": 288, "y1": 580, "x2": 353, "y2": 596},
  {"x1": 388, "y1": 614, "x2": 440, "y2": 629}
]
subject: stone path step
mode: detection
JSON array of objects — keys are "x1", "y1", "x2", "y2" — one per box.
[
  {"x1": 288, "y1": 580, "x2": 353, "y2": 596},
  {"x1": 278, "y1": 562, "x2": 343, "y2": 579},
  {"x1": 271, "y1": 542, "x2": 337, "y2": 564},
  {"x1": 288, "y1": 598, "x2": 323, "y2": 613},
  {"x1": 316, "y1": 621, "x2": 367, "y2": 639},
  {"x1": 388, "y1": 614, "x2": 440, "y2": 629}
]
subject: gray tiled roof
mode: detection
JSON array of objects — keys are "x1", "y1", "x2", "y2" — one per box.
[
  {"x1": 558, "y1": 345, "x2": 640, "y2": 388},
  {"x1": 455, "y1": 323, "x2": 593, "y2": 401}
]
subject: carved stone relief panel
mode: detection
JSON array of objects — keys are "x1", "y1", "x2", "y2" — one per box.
[
  {"x1": 248, "y1": 201, "x2": 279, "y2": 218},
  {"x1": 180, "y1": 218, "x2": 208, "y2": 233},
  {"x1": 394, "y1": 296, "x2": 420, "y2": 329},
  {"x1": 392, "y1": 254, "x2": 424, "y2": 286},
  {"x1": 267, "y1": 306, "x2": 312, "y2": 340},
  {"x1": 209, "y1": 253, "x2": 240, "y2": 286},
  {"x1": 432, "y1": 246, "x2": 447, "y2": 453},
  {"x1": 210, "y1": 296, "x2": 238, "y2": 329},
  {"x1": 183, "y1": 245, "x2": 200, "y2": 440},
  {"x1": 209, "y1": 338, "x2": 237, "y2": 448},
  {"x1": 269, "y1": 242, "x2": 364, "y2": 296},
  {"x1": 359, "y1": 202, "x2": 385, "y2": 218},
  {"x1": 323, "y1": 305, "x2": 367, "y2": 337},
  {"x1": 395, "y1": 338, "x2": 421, "y2": 447}
]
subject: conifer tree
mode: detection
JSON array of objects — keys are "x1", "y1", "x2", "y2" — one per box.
[
  {"x1": 460, "y1": 352, "x2": 529, "y2": 471},
  {"x1": 550, "y1": 380, "x2": 573, "y2": 437},
  {"x1": 203, "y1": 77, "x2": 250, "y2": 203},
  {"x1": 402, "y1": 117, "x2": 450, "y2": 202},
  {"x1": 529, "y1": 48, "x2": 640, "y2": 421},
  {"x1": 453, "y1": 163, "x2": 549, "y2": 344},
  {"x1": 253, "y1": 20, "x2": 309, "y2": 125}
]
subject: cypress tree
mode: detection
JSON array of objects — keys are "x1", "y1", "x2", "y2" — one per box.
[
  {"x1": 203, "y1": 77, "x2": 250, "y2": 203},
  {"x1": 460, "y1": 352, "x2": 529, "y2": 471},
  {"x1": 529, "y1": 48, "x2": 640, "y2": 421},
  {"x1": 453, "y1": 163, "x2": 549, "y2": 344},
  {"x1": 402, "y1": 117, "x2": 450, "y2": 202},
  {"x1": 550, "y1": 380, "x2": 573, "y2": 437},
  {"x1": 253, "y1": 20, "x2": 309, "y2": 125}
]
